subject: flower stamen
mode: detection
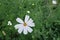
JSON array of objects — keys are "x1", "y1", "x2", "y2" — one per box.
[{"x1": 23, "y1": 22, "x2": 27, "y2": 26}]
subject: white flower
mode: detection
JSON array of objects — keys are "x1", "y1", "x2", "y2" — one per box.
[
  {"x1": 27, "y1": 11, "x2": 30, "y2": 14},
  {"x1": 14, "y1": 15, "x2": 35, "y2": 35},
  {"x1": 52, "y1": 0, "x2": 57, "y2": 4},
  {"x1": 32, "y1": 3, "x2": 35, "y2": 6},
  {"x1": 7, "y1": 21, "x2": 12, "y2": 25}
]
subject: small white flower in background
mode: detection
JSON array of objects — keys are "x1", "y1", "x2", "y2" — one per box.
[
  {"x1": 14, "y1": 15, "x2": 35, "y2": 35},
  {"x1": 27, "y1": 11, "x2": 30, "y2": 14},
  {"x1": 32, "y1": 3, "x2": 35, "y2": 6},
  {"x1": 7, "y1": 21, "x2": 12, "y2": 25},
  {"x1": 52, "y1": 0, "x2": 57, "y2": 4}
]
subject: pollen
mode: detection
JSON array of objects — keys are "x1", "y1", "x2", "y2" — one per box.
[{"x1": 23, "y1": 22, "x2": 27, "y2": 26}]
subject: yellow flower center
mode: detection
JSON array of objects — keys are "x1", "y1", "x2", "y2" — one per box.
[{"x1": 23, "y1": 22, "x2": 27, "y2": 26}]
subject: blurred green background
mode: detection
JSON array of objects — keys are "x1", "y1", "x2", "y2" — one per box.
[{"x1": 0, "y1": 0, "x2": 60, "y2": 40}]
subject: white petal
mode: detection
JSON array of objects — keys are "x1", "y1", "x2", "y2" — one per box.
[
  {"x1": 27, "y1": 27, "x2": 33, "y2": 33},
  {"x1": 27, "y1": 18, "x2": 35, "y2": 27},
  {"x1": 7, "y1": 21, "x2": 12, "y2": 25},
  {"x1": 16, "y1": 18, "x2": 23, "y2": 23},
  {"x1": 14, "y1": 24, "x2": 22, "y2": 29},
  {"x1": 27, "y1": 18, "x2": 33, "y2": 24},
  {"x1": 28, "y1": 23, "x2": 35, "y2": 27},
  {"x1": 23, "y1": 28, "x2": 28, "y2": 35},
  {"x1": 18, "y1": 27, "x2": 23, "y2": 34},
  {"x1": 25, "y1": 15, "x2": 29, "y2": 23}
]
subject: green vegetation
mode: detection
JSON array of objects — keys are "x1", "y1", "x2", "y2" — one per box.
[{"x1": 0, "y1": 0, "x2": 60, "y2": 40}]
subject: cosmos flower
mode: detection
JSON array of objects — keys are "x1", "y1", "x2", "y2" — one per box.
[{"x1": 14, "y1": 15, "x2": 35, "y2": 35}]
